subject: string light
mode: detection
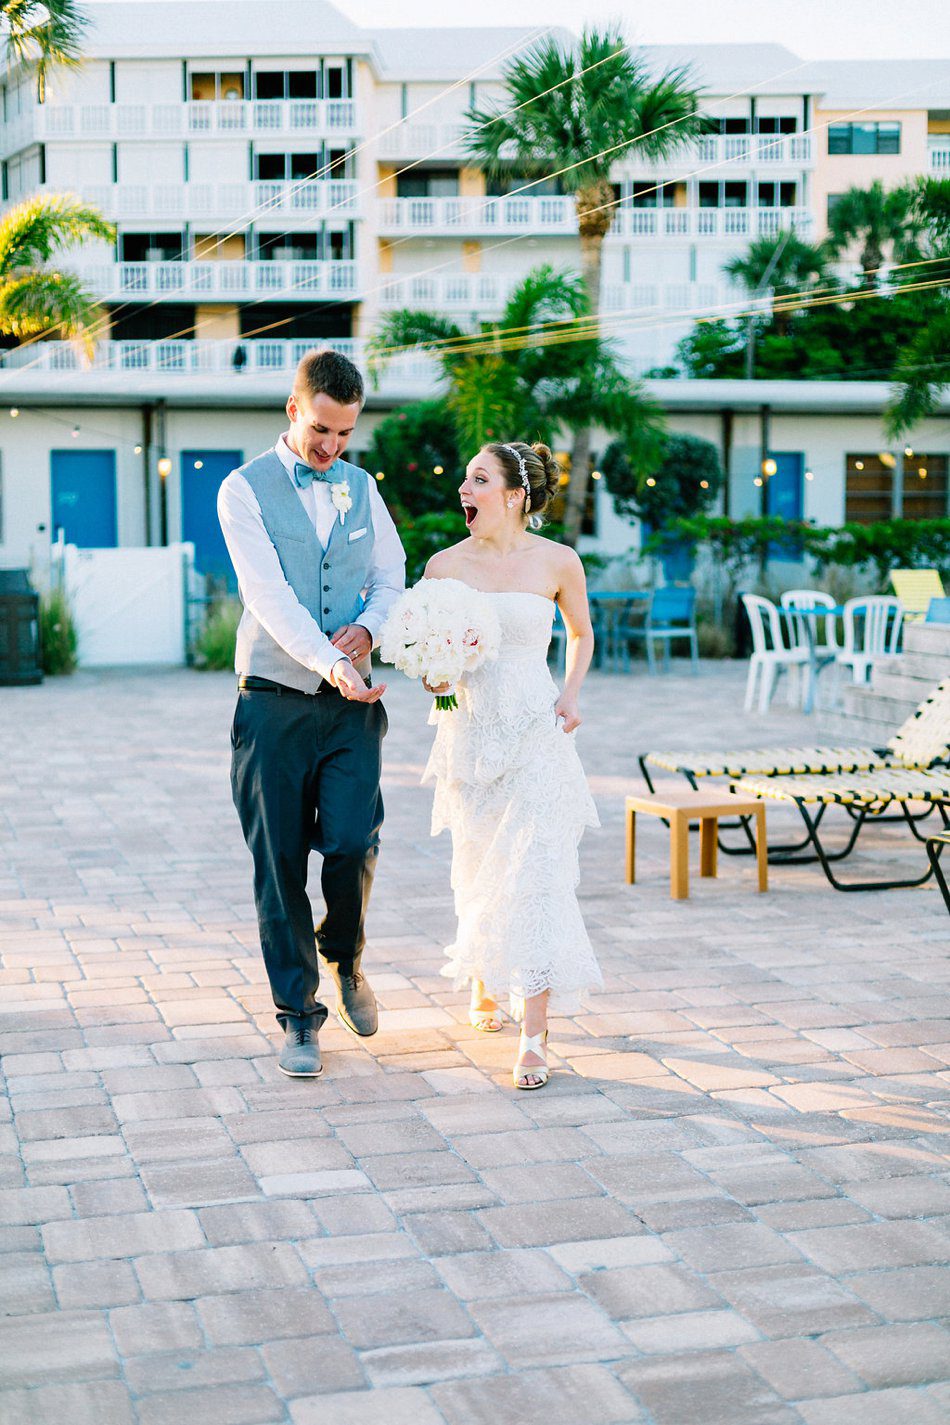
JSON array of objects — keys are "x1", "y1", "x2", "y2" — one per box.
[
  {"x1": 762, "y1": 458, "x2": 777, "y2": 477},
  {"x1": 157, "y1": 457, "x2": 172, "y2": 478},
  {"x1": 699, "y1": 479, "x2": 709, "y2": 489},
  {"x1": 805, "y1": 470, "x2": 814, "y2": 481},
  {"x1": 855, "y1": 461, "x2": 865, "y2": 470},
  {"x1": 879, "y1": 452, "x2": 896, "y2": 468},
  {"x1": 591, "y1": 470, "x2": 602, "y2": 481},
  {"x1": 753, "y1": 476, "x2": 763, "y2": 487},
  {"x1": 904, "y1": 446, "x2": 914, "y2": 457},
  {"x1": 919, "y1": 466, "x2": 928, "y2": 478},
  {"x1": 194, "y1": 460, "x2": 204, "y2": 469},
  {"x1": 70, "y1": 425, "x2": 80, "y2": 438},
  {"x1": 134, "y1": 444, "x2": 143, "y2": 454},
  {"x1": 645, "y1": 477, "x2": 657, "y2": 487},
  {"x1": 433, "y1": 465, "x2": 444, "y2": 474},
  {"x1": 375, "y1": 471, "x2": 385, "y2": 480},
  {"x1": 9, "y1": 407, "x2": 18, "y2": 417}
]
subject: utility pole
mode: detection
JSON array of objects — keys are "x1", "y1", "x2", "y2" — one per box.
[{"x1": 744, "y1": 229, "x2": 791, "y2": 380}]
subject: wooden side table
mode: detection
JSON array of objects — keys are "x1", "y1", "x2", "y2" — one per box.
[{"x1": 625, "y1": 789, "x2": 768, "y2": 900}]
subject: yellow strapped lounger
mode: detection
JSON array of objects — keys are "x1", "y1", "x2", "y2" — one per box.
[
  {"x1": 889, "y1": 568, "x2": 945, "y2": 623},
  {"x1": 730, "y1": 766, "x2": 950, "y2": 892}
]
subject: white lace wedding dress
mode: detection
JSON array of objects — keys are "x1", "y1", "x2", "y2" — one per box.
[{"x1": 423, "y1": 590, "x2": 603, "y2": 1013}]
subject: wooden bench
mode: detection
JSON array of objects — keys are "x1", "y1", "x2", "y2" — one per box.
[{"x1": 625, "y1": 789, "x2": 768, "y2": 900}]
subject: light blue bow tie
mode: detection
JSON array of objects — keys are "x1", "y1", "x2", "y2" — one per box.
[{"x1": 293, "y1": 460, "x2": 335, "y2": 489}]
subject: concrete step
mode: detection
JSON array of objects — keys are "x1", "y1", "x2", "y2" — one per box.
[
  {"x1": 872, "y1": 667, "x2": 942, "y2": 703},
  {"x1": 904, "y1": 622, "x2": 950, "y2": 657}
]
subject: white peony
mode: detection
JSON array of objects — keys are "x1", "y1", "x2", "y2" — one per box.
[{"x1": 378, "y1": 577, "x2": 501, "y2": 709}]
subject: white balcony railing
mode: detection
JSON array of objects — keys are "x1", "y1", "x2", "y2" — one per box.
[
  {"x1": 929, "y1": 144, "x2": 950, "y2": 172},
  {"x1": 69, "y1": 259, "x2": 358, "y2": 300},
  {"x1": 610, "y1": 206, "x2": 811, "y2": 239},
  {"x1": 379, "y1": 195, "x2": 576, "y2": 234},
  {"x1": 0, "y1": 337, "x2": 440, "y2": 395},
  {"x1": 602, "y1": 282, "x2": 730, "y2": 313},
  {"x1": 0, "y1": 98, "x2": 358, "y2": 153},
  {"x1": 377, "y1": 272, "x2": 519, "y2": 312},
  {"x1": 7, "y1": 180, "x2": 360, "y2": 222},
  {"x1": 376, "y1": 122, "x2": 468, "y2": 159},
  {"x1": 695, "y1": 134, "x2": 813, "y2": 166}
]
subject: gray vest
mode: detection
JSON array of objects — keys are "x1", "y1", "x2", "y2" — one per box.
[{"x1": 233, "y1": 449, "x2": 376, "y2": 693}]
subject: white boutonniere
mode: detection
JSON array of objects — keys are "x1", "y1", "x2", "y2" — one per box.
[{"x1": 330, "y1": 480, "x2": 352, "y2": 526}]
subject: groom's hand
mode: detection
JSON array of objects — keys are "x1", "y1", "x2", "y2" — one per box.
[
  {"x1": 331, "y1": 624, "x2": 372, "y2": 662},
  {"x1": 331, "y1": 658, "x2": 386, "y2": 703}
]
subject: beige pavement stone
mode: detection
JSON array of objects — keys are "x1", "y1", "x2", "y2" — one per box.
[
  {"x1": 433, "y1": 1247, "x2": 573, "y2": 1300},
  {"x1": 53, "y1": 1258, "x2": 140, "y2": 1308},
  {"x1": 708, "y1": 1264, "x2": 879, "y2": 1336},
  {"x1": 796, "y1": 1388, "x2": 950, "y2": 1425},
  {"x1": 109, "y1": 1300, "x2": 204, "y2": 1355},
  {"x1": 135, "y1": 1383, "x2": 285, "y2": 1425},
  {"x1": 197, "y1": 1285, "x2": 337, "y2": 1344},
  {"x1": 623, "y1": 1308, "x2": 761, "y2": 1353},
  {"x1": 332, "y1": 1285, "x2": 476, "y2": 1349},
  {"x1": 134, "y1": 1241, "x2": 309, "y2": 1299},
  {"x1": 43, "y1": 1207, "x2": 204, "y2": 1262},
  {"x1": 819, "y1": 1321, "x2": 950, "y2": 1387},
  {"x1": 791, "y1": 1219, "x2": 950, "y2": 1272},
  {"x1": 261, "y1": 1335, "x2": 365, "y2": 1396},
  {"x1": 738, "y1": 1338, "x2": 863, "y2": 1399},
  {"x1": 291, "y1": 1386, "x2": 447, "y2": 1425},
  {"x1": 361, "y1": 1337, "x2": 504, "y2": 1386},
  {"x1": 0, "y1": 1380, "x2": 135, "y2": 1425},
  {"x1": 470, "y1": 1291, "x2": 629, "y2": 1365},
  {"x1": 430, "y1": 1363, "x2": 642, "y2": 1425},
  {"x1": 618, "y1": 1349, "x2": 799, "y2": 1425},
  {"x1": 0, "y1": 1309, "x2": 118, "y2": 1386},
  {"x1": 579, "y1": 1262, "x2": 725, "y2": 1321}
]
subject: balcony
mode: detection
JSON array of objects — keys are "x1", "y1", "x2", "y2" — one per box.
[
  {"x1": 376, "y1": 122, "x2": 467, "y2": 160},
  {"x1": 377, "y1": 272, "x2": 518, "y2": 313},
  {"x1": 610, "y1": 206, "x2": 812, "y2": 239},
  {"x1": 696, "y1": 134, "x2": 813, "y2": 166},
  {"x1": 7, "y1": 180, "x2": 360, "y2": 222},
  {"x1": 928, "y1": 142, "x2": 950, "y2": 172},
  {"x1": 69, "y1": 259, "x2": 358, "y2": 300},
  {"x1": 379, "y1": 195, "x2": 576, "y2": 235},
  {"x1": 0, "y1": 337, "x2": 440, "y2": 398},
  {"x1": 602, "y1": 282, "x2": 731, "y2": 314},
  {"x1": 0, "y1": 98, "x2": 358, "y2": 154}
]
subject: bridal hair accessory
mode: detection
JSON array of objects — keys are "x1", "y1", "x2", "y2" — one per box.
[{"x1": 500, "y1": 443, "x2": 531, "y2": 513}]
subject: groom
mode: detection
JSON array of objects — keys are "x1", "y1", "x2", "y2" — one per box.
[{"x1": 218, "y1": 348, "x2": 406, "y2": 1077}]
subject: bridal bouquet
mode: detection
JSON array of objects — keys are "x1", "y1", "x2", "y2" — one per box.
[{"x1": 379, "y1": 577, "x2": 501, "y2": 710}]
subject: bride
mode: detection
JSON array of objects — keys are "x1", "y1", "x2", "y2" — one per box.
[{"x1": 422, "y1": 440, "x2": 603, "y2": 1089}]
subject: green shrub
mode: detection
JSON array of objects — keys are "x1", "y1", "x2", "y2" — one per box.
[
  {"x1": 39, "y1": 588, "x2": 78, "y2": 675},
  {"x1": 193, "y1": 599, "x2": 242, "y2": 671},
  {"x1": 398, "y1": 510, "x2": 467, "y2": 584}
]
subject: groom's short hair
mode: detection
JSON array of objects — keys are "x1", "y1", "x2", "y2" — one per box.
[{"x1": 294, "y1": 348, "x2": 364, "y2": 408}]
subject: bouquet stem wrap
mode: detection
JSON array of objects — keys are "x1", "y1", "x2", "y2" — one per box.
[{"x1": 378, "y1": 578, "x2": 502, "y2": 710}]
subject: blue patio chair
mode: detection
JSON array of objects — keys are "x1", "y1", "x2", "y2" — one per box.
[
  {"x1": 627, "y1": 586, "x2": 698, "y2": 674},
  {"x1": 926, "y1": 597, "x2": 950, "y2": 624}
]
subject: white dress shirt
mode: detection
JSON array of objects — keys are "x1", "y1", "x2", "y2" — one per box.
[{"x1": 217, "y1": 435, "x2": 406, "y2": 682}]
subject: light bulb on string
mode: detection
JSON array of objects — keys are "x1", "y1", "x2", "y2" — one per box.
[
  {"x1": 753, "y1": 476, "x2": 763, "y2": 488},
  {"x1": 9, "y1": 408, "x2": 18, "y2": 418},
  {"x1": 699, "y1": 480, "x2": 709, "y2": 490},
  {"x1": 805, "y1": 470, "x2": 814, "y2": 481},
  {"x1": 194, "y1": 460, "x2": 203, "y2": 470},
  {"x1": 591, "y1": 471, "x2": 602, "y2": 481},
  {"x1": 904, "y1": 446, "x2": 914, "y2": 457},
  {"x1": 762, "y1": 458, "x2": 777, "y2": 478},
  {"x1": 645, "y1": 477, "x2": 656, "y2": 487},
  {"x1": 855, "y1": 461, "x2": 864, "y2": 471},
  {"x1": 134, "y1": 444, "x2": 142, "y2": 455},
  {"x1": 375, "y1": 471, "x2": 385, "y2": 481},
  {"x1": 71, "y1": 425, "x2": 80, "y2": 438},
  {"x1": 433, "y1": 465, "x2": 443, "y2": 475}
]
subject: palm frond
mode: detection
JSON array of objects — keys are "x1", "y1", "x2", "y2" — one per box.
[
  {"x1": 3, "y1": 0, "x2": 87, "y2": 97},
  {"x1": 0, "y1": 194, "x2": 115, "y2": 279},
  {"x1": 885, "y1": 310, "x2": 950, "y2": 437},
  {"x1": 0, "y1": 269, "x2": 104, "y2": 350},
  {"x1": 364, "y1": 309, "x2": 465, "y2": 385}
]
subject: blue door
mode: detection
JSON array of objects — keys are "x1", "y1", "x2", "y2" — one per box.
[
  {"x1": 765, "y1": 452, "x2": 804, "y2": 521},
  {"x1": 181, "y1": 450, "x2": 242, "y2": 588},
  {"x1": 765, "y1": 452, "x2": 804, "y2": 558},
  {"x1": 50, "y1": 450, "x2": 117, "y2": 547}
]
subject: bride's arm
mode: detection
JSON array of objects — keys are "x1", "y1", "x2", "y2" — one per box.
[{"x1": 554, "y1": 549, "x2": 594, "y2": 733}]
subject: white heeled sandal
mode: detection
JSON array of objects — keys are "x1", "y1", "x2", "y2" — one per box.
[
  {"x1": 469, "y1": 994, "x2": 503, "y2": 1033},
  {"x1": 513, "y1": 1028, "x2": 549, "y2": 1089}
]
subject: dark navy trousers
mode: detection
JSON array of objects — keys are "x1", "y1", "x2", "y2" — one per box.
[{"x1": 230, "y1": 684, "x2": 386, "y2": 1027}]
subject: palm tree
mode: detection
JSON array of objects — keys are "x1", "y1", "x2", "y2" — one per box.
[
  {"x1": 0, "y1": 194, "x2": 115, "y2": 350},
  {"x1": 724, "y1": 231, "x2": 831, "y2": 338},
  {"x1": 367, "y1": 264, "x2": 665, "y2": 517},
  {"x1": 886, "y1": 178, "x2": 950, "y2": 436},
  {"x1": 464, "y1": 26, "x2": 705, "y2": 544},
  {"x1": 826, "y1": 180, "x2": 917, "y2": 284},
  {"x1": 2, "y1": 0, "x2": 88, "y2": 101}
]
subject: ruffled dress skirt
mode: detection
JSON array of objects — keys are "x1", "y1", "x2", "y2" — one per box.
[{"x1": 422, "y1": 591, "x2": 602, "y2": 1014}]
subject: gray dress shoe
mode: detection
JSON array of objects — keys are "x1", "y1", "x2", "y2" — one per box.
[
  {"x1": 278, "y1": 1018, "x2": 323, "y2": 1077},
  {"x1": 329, "y1": 968, "x2": 378, "y2": 1037}
]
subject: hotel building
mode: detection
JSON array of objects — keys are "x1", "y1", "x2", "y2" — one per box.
[{"x1": 0, "y1": 0, "x2": 948, "y2": 590}]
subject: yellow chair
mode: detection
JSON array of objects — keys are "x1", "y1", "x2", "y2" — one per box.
[{"x1": 890, "y1": 568, "x2": 945, "y2": 622}]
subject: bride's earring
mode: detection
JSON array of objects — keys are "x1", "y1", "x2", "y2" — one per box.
[{"x1": 507, "y1": 499, "x2": 516, "y2": 508}]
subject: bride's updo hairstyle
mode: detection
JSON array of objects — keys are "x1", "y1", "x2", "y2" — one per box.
[{"x1": 485, "y1": 440, "x2": 561, "y2": 528}]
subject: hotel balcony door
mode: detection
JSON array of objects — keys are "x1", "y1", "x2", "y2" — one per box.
[
  {"x1": 51, "y1": 450, "x2": 117, "y2": 547},
  {"x1": 180, "y1": 450, "x2": 242, "y2": 589}
]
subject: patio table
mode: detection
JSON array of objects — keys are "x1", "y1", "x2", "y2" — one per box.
[
  {"x1": 590, "y1": 591, "x2": 650, "y2": 672},
  {"x1": 779, "y1": 603, "x2": 846, "y2": 715}
]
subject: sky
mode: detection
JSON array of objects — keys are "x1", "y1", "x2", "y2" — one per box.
[{"x1": 337, "y1": 0, "x2": 950, "y2": 61}]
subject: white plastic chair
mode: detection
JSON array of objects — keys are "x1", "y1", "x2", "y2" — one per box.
[
  {"x1": 741, "y1": 593, "x2": 810, "y2": 713},
  {"x1": 780, "y1": 589, "x2": 840, "y2": 710},
  {"x1": 838, "y1": 595, "x2": 903, "y2": 685}
]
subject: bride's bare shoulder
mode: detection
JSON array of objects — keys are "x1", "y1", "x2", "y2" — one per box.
[{"x1": 423, "y1": 543, "x2": 470, "y2": 579}]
